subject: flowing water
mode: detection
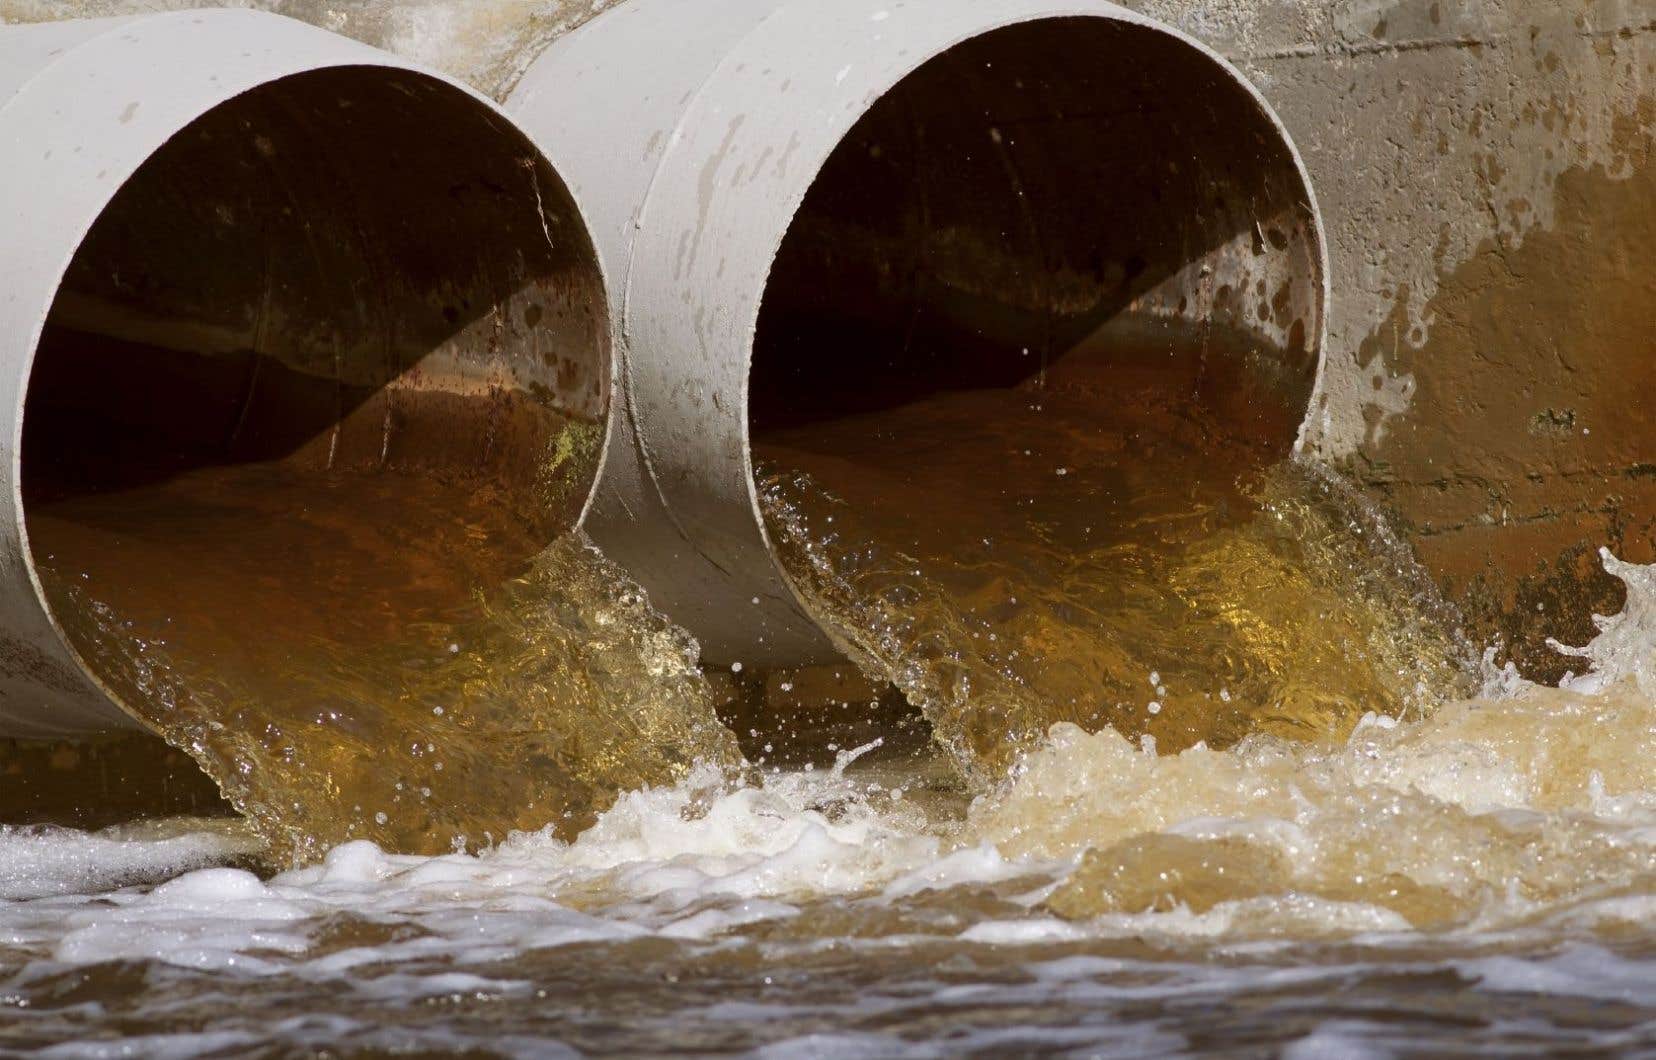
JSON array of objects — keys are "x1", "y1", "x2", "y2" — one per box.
[
  {"x1": 0, "y1": 626, "x2": 1651, "y2": 1055},
  {"x1": 2, "y1": 413, "x2": 1652, "y2": 1054},
  {"x1": 754, "y1": 375, "x2": 1478, "y2": 781},
  {"x1": 27, "y1": 462, "x2": 741, "y2": 865}
]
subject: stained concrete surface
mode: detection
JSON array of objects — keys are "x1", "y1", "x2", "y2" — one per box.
[{"x1": 1138, "y1": 0, "x2": 1656, "y2": 677}]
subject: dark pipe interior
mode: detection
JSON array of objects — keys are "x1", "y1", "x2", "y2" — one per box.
[
  {"x1": 24, "y1": 67, "x2": 607, "y2": 535},
  {"x1": 752, "y1": 17, "x2": 1321, "y2": 442}
]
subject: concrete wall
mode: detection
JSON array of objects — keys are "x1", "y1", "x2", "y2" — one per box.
[
  {"x1": 5, "y1": 0, "x2": 1652, "y2": 680},
  {"x1": 1122, "y1": 0, "x2": 1656, "y2": 679}
]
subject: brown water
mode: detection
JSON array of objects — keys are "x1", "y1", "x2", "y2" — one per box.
[
  {"x1": 4, "y1": 366, "x2": 1651, "y2": 1056},
  {"x1": 1, "y1": 657, "x2": 1651, "y2": 1055},
  {"x1": 28, "y1": 461, "x2": 739, "y2": 864},
  {"x1": 756, "y1": 378, "x2": 1477, "y2": 781},
  {"x1": 1, "y1": 2, "x2": 1646, "y2": 1051}
]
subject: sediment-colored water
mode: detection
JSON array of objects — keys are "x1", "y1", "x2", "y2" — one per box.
[
  {"x1": 1, "y1": 619, "x2": 1651, "y2": 1053},
  {"x1": 756, "y1": 379, "x2": 1477, "y2": 782},
  {"x1": 3, "y1": 390, "x2": 1651, "y2": 1052},
  {"x1": 28, "y1": 462, "x2": 740, "y2": 864},
  {"x1": 0, "y1": 9, "x2": 1649, "y2": 1051}
]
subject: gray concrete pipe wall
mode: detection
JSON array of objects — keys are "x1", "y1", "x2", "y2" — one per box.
[
  {"x1": 0, "y1": 10, "x2": 609, "y2": 738},
  {"x1": 507, "y1": 0, "x2": 1329, "y2": 670}
]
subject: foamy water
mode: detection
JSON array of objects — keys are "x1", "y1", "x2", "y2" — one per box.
[{"x1": 3, "y1": 552, "x2": 1651, "y2": 1054}]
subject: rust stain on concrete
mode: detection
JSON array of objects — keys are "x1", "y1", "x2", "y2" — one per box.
[{"x1": 1348, "y1": 107, "x2": 1656, "y2": 678}]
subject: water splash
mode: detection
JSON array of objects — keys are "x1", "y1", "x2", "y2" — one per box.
[
  {"x1": 758, "y1": 384, "x2": 1476, "y2": 782},
  {"x1": 975, "y1": 680, "x2": 1654, "y2": 931},
  {"x1": 1549, "y1": 548, "x2": 1656, "y2": 695},
  {"x1": 0, "y1": 558, "x2": 1649, "y2": 1051}
]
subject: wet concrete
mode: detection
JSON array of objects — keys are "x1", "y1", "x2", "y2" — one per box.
[
  {"x1": 1352, "y1": 141, "x2": 1656, "y2": 678},
  {"x1": 1138, "y1": 0, "x2": 1656, "y2": 678}
]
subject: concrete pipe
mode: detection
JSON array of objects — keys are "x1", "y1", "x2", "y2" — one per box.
[
  {"x1": 508, "y1": 0, "x2": 1328, "y2": 669},
  {"x1": 0, "y1": 11, "x2": 608, "y2": 739}
]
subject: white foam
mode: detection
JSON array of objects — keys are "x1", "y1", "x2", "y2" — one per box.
[
  {"x1": 0, "y1": 753, "x2": 969, "y2": 980},
  {"x1": 1281, "y1": 1023, "x2": 1396, "y2": 1060},
  {"x1": 53, "y1": 865, "x2": 311, "y2": 971},
  {"x1": 0, "y1": 557, "x2": 1651, "y2": 1048},
  {"x1": 0, "y1": 819, "x2": 256, "y2": 900},
  {"x1": 1460, "y1": 944, "x2": 1656, "y2": 1006},
  {"x1": 880, "y1": 844, "x2": 1030, "y2": 899},
  {"x1": 957, "y1": 917, "x2": 1088, "y2": 945},
  {"x1": 1552, "y1": 549, "x2": 1656, "y2": 695}
]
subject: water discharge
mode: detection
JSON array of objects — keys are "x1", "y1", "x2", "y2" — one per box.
[
  {"x1": 756, "y1": 377, "x2": 1477, "y2": 782},
  {"x1": 7, "y1": 317, "x2": 1649, "y2": 1052},
  {"x1": 1, "y1": 587, "x2": 1651, "y2": 1050},
  {"x1": 29, "y1": 463, "x2": 740, "y2": 864},
  {"x1": 742, "y1": 374, "x2": 1652, "y2": 938}
]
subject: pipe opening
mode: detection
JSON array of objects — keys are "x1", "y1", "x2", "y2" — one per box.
[
  {"x1": 21, "y1": 68, "x2": 607, "y2": 744},
  {"x1": 749, "y1": 18, "x2": 1337, "y2": 767}
]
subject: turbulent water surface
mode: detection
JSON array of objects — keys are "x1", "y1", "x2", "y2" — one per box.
[
  {"x1": 755, "y1": 379, "x2": 1476, "y2": 781},
  {"x1": 2, "y1": 510, "x2": 1653, "y2": 1055},
  {"x1": 6, "y1": 371, "x2": 1653, "y2": 1057},
  {"x1": 29, "y1": 463, "x2": 740, "y2": 865},
  {"x1": 1, "y1": 634, "x2": 1652, "y2": 1055}
]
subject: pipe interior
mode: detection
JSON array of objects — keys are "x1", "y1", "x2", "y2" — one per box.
[
  {"x1": 751, "y1": 17, "x2": 1321, "y2": 441},
  {"x1": 22, "y1": 68, "x2": 607, "y2": 716}
]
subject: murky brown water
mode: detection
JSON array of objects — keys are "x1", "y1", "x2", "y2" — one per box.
[
  {"x1": 27, "y1": 461, "x2": 738, "y2": 864},
  {"x1": 1, "y1": 662, "x2": 1651, "y2": 1056},
  {"x1": 0, "y1": 2, "x2": 1645, "y2": 1053},
  {"x1": 756, "y1": 370, "x2": 1476, "y2": 781},
  {"x1": 3, "y1": 350, "x2": 1650, "y2": 1059}
]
